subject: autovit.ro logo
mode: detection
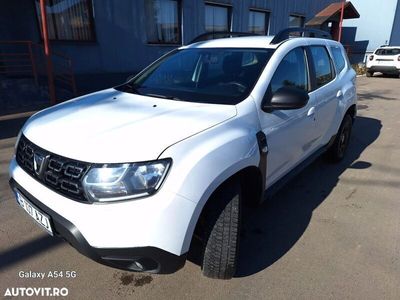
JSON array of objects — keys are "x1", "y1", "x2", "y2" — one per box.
[{"x1": 4, "y1": 287, "x2": 68, "y2": 297}]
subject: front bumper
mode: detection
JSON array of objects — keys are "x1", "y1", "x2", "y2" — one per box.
[
  {"x1": 10, "y1": 179, "x2": 186, "y2": 273},
  {"x1": 9, "y1": 158, "x2": 196, "y2": 273}
]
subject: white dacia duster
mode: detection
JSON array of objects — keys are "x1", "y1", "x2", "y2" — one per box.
[
  {"x1": 366, "y1": 46, "x2": 400, "y2": 77},
  {"x1": 9, "y1": 28, "x2": 357, "y2": 279}
]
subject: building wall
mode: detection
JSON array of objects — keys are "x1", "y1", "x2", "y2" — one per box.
[
  {"x1": 343, "y1": 0, "x2": 399, "y2": 53},
  {"x1": 390, "y1": 0, "x2": 400, "y2": 45},
  {"x1": 0, "y1": 0, "x2": 38, "y2": 41},
  {"x1": 1, "y1": 0, "x2": 336, "y2": 75}
]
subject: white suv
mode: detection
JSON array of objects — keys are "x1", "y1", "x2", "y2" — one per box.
[
  {"x1": 9, "y1": 28, "x2": 357, "y2": 279},
  {"x1": 366, "y1": 46, "x2": 400, "y2": 77}
]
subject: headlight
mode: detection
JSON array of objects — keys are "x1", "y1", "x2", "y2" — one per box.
[{"x1": 82, "y1": 159, "x2": 171, "y2": 202}]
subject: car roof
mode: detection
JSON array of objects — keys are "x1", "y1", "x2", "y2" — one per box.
[
  {"x1": 181, "y1": 36, "x2": 277, "y2": 49},
  {"x1": 376, "y1": 46, "x2": 400, "y2": 50},
  {"x1": 180, "y1": 35, "x2": 340, "y2": 50}
]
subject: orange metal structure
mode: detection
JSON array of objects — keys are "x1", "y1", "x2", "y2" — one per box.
[
  {"x1": 0, "y1": 40, "x2": 77, "y2": 100},
  {"x1": 306, "y1": 1, "x2": 360, "y2": 42},
  {"x1": 39, "y1": 0, "x2": 56, "y2": 105},
  {"x1": 338, "y1": 0, "x2": 345, "y2": 42},
  {"x1": 0, "y1": 41, "x2": 38, "y2": 86}
]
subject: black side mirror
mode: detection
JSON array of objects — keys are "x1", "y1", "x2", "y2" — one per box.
[{"x1": 262, "y1": 86, "x2": 309, "y2": 111}]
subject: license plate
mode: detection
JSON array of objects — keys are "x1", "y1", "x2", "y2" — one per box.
[
  {"x1": 15, "y1": 191, "x2": 53, "y2": 235},
  {"x1": 377, "y1": 60, "x2": 391, "y2": 65}
]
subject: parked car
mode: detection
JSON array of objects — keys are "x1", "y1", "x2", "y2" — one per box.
[
  {"x1": 366, "y1": 46, "x2": 400, "y2": 77},
  {"x1": 9, "y1": 28, "x2": 357, "y2": 279}
]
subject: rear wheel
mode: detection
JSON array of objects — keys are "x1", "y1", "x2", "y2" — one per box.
[
  {"x1": 201, "y1": 180, "x2": 241, "y2": 279},
  {"x1": 366, "y1": 71, "x2": 373, "y2": 77},
  {"x1": 326, "y1": 114, "x2": 353, "y2": 162}
]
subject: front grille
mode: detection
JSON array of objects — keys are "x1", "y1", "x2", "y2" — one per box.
[{"x1": 16, "y1": 135, "x2": 91, "y2": 203}]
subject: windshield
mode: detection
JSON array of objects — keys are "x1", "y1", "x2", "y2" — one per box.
[
  {"x1": 116, "y1": 48, "x2": 274, "y2": 105},
  {"x1": 375, "y1": 48, "x2": 400, "y2": 55}
]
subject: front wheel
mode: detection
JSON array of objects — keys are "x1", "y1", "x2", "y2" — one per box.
[
  {"x1": 366, "y1": 71, "x2": 373, "y2": 77},
  {"x1": 326, "y1": 114, "x2": 353, "y2": 162},
  {"x1": 201, "y1": 180, "x2": 241, "y2": 279}
]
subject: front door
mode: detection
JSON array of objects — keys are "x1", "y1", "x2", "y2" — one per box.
[{"x1": 258, "y1": 47, "x2": 319, "y2": 187}]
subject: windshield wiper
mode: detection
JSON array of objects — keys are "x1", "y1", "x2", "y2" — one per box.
[
  {"x1": 119, "y1": 82, "x2": 142, "y2": 95},
  {"x1": 145, "y1": 93, "x2": 183, "y2": 101}
]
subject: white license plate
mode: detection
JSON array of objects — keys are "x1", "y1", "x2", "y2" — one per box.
[
  {"x1": 377, "y1": 60, "x2": 391, "y2": 65},
  {"x1": 15, "y1": 191, "x2": 53, "y2": 235}
]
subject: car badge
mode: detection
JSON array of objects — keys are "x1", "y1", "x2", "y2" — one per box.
[{"x1": 33, "y1": 152, "x2": 47, "y2": 176}]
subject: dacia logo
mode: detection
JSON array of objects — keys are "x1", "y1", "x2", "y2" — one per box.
[{"x1": 33, "y1": 152, "x2": 48, "y2": 176}]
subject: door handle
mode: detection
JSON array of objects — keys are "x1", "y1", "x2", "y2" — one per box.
[
  {"x1": 307, "y1": 107, "x2": 315, "y2": 117},
  {"x1": 336, "y1": 90, "x2": 343, "y2": 98}
]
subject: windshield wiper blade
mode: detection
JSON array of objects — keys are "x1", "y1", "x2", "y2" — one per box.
[
  {"x1": 120, "y1": 83, "x2": 142, "y2": 95},
  {"x1": 145, "y1": 93, "x2": 183, "y2": 101}
]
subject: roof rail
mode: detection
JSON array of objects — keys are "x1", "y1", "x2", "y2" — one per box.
[
  {"x1": 270, "y1": 27, "x2": 332, "y2": 45},
  {"x1": 189, "y1": 32, "x2": 259, "y2": 44}
]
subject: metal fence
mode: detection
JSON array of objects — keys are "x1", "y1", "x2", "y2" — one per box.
[{"x1": 0, "y1": 40, "x2": 77, "y2": 103}]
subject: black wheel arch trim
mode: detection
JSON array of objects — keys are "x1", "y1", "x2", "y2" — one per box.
[{"x1": 256, "y1": 130, "x2": 268, "y2": 193}]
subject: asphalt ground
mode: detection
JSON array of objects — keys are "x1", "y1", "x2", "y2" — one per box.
[{"x1": 0, "y1": 76, "x2": 399, "y2": 299}]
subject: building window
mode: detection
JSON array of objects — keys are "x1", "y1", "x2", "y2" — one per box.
[
  {"x1": 248, "y1": 10, "x2": 269, "y2": 35},
  {"x1": 35, "y1": 0, "x2": 95, "y2": 41},
  {"x1": 145, "y1": 0, "x2": 181, "y2": 44},
  {"x1": 205, "y1": 3, "x2": 231, "y2": 32},
  {"x1": 289, "y1": 15, "x2": 305, "y2": 28}
]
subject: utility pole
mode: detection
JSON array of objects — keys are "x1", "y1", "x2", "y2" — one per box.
[
  {"x1": 338, "y1": 0, "x2": 345, "y2": 42},
  {"x1": 39, "y1": 0, "x2": 56, "y2": 105}
]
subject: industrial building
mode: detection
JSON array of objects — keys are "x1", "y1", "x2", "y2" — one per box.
[{"x1": 1, "y1": 0, "x2": 339, "y2": 77}]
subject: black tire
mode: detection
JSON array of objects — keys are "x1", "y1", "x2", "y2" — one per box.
[
  {"x1": 326, "y1": 114, "x2": 353, "y2": 162},
  {"x1": 201, "y1": 180, "x2": 241, "y2": 279},
  {"x1": 366, "y1": 71, "x2": 373, "y2": 77}
]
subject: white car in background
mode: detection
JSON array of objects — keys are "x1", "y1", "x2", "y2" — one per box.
[
  {"x1": 366, "y1": 46, "x2": 400, "y2": 77},
  {"x1": 9, "y1": 28, "x2": 357, "y2": 279}
]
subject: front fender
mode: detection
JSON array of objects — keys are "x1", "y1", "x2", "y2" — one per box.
[{"x1": 158, "y1": 106, "x2": 261, "y2": 253}]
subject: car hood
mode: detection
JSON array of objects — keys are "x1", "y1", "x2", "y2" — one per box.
[{"x1": 22, "y1": 89, "x2": 237, "y2": 163}]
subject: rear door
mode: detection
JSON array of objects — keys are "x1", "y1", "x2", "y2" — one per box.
[{"x1": 307, "y1": 44, "x2": 339, "y2": 146}]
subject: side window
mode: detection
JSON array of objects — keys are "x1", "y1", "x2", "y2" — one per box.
[
  {"x1": 270, "y1": 48, "x2": 308, "y2": 94},
  {"x1": 331, "y1": 46, "x2": 346, "y2": 73},
  {"x1": 310, "y1": 46, "x2": 334, "y2": 88}
]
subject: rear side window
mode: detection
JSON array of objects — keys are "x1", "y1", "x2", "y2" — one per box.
[
  {"x1": 375, "y1": 48, "x2": 400, "y2": 55},
  {"x1": 270, "y1": 48, "x2": 309, "y2": 94},
  {"x1": 331, "y1": 46, "x2": 346, "y2": 73},
  {"x1": 310, "y1": 46, "x2": 334, "y2": 88}
]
